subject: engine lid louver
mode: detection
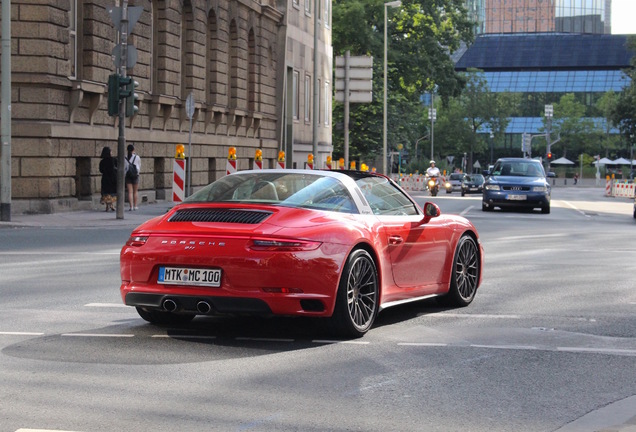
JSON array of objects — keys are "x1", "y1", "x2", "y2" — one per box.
[{"x1": 169, "y1": 208, "x2": 272, "y2": 224}]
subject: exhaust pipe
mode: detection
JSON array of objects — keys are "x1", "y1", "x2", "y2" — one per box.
[
  {"x1": 162, "y1": 298, "x2": 178, "y2": 312},
  {"x1": 196, "y1": 301, "x2": 212, "y2": 314}
]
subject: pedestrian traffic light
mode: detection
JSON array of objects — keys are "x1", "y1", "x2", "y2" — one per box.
[{"x1": 107, "y1": 74, "x2": 121, "y2": 116}]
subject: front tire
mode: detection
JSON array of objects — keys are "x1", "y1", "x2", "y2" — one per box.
[
  {"x1": 330, "y1": 249, "x2": 379, "y2": 338},
  {"x1": 136, "y1": 307, "x2": 195, "y2": 326},
  {"x1": 541, "y1": 204, "x2": 551, "y2": 214},
  {"x1": 441, "y1": 235, "x2": 480, "y2": 307}
]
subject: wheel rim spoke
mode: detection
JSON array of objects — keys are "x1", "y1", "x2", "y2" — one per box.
[
  {"x1": 347, "y1": 256, "x2": 377, "y2": 328},
  {"x1": 455, "y1": 239, "x2": 479, "y2": 300}
]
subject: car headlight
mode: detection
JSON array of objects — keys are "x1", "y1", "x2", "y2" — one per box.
[
  {"x1": 445, "y1": 182, "x2": 451, "y2": 188},
  {"x1": 532, "y1": 186, "x2": 548, "y2": 192},
  {"x1": 485, "y1": 185, "x2": 500, "y2": 191}
]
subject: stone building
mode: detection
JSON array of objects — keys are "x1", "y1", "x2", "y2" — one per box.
[{"x1": 0, "y1": 0, "x2": 333, "y2": 213}]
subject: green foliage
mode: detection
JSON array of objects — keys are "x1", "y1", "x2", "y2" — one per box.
[
  {"x1": 331, "y1": 0, "x2": 474, "y2": 170},
  {"x1": 611, "y1": 37, "x2": 636, "y2": 146}
]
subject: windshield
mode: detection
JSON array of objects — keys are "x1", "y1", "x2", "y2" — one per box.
[
  {"x1": 465, "y1": 175, "x2": 484, "y2": 184},
  {"x1": 491, "y1": 160, "x2": 545, "y2": 177},
  {"x1": 185, "y1": 172, "x2": 358, "y2": 213}
]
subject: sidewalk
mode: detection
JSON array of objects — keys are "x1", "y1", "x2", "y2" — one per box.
[{"x1": 0, "y1": 200, "x2": 175, "y2": 229}]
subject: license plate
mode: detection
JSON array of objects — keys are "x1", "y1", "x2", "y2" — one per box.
[
  {"x1": 507, "y1": 194, "x2": 527, "y2": 201},
  {"x1": 158, "y1": 267, "x2": 222, "y2": 287},
  {"x1": 470, "y1": 187, "x2": 478, "y2": 191}
]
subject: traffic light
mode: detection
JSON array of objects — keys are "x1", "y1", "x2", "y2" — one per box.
[
  {"x1": 547, "y1": 151, "x2": 553, "y2": 161},
  {"x1": 107, "y1": 74, "x2": 120, "y2": 116},
  {"x1": 119, "y1": 76, "x2": 139, "y2": 117}
]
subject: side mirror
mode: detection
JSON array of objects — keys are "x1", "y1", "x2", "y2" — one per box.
[
  {"x1": 482, "y1": 170, "x2": 491, "y2": 177},
  {"x1": 420, "y1": 202, "x2": 441, "y2": 225}
]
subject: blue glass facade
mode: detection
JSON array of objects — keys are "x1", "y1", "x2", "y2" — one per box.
[{"x1": 455, "y1": 34, "x2": 632, "y2": 136}]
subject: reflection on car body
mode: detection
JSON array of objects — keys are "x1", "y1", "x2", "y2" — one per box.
[{"x1": 120, "y1": 169, "x2": 484, "y2": 338}]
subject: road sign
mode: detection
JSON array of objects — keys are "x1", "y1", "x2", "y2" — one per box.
[
  {"x1": 186, "y1": 93, "x2": 195, "y2": 120},
  {"x1": 108, "y1": 6, "x2": 143, "y2": 34},
  {"x1": 335, "y1": 55, "x2": 373, "y2": 104},
  {"x1": 112, "y1": 45, "x2": 138, "y2": 69}
]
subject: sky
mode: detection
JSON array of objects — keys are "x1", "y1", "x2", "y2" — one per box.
[{"x1": 612, "y1": 0, "x2": 636, "y2": 34}]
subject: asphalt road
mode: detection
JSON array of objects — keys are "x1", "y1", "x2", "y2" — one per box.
[{"x1": 1, "y1": 186, "x2": 635, "y2": 432}]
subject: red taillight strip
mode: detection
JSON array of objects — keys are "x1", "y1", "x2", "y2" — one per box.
[
  {"x1": 248, "y1": 238, "x2": 321, "y2": 252},
  {"x1": 126, "y1": 236, "x2": 148, "y2": 247}
]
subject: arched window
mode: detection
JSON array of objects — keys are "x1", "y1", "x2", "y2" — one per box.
[
  {"x1": 228, "y1": 20, "x2": 239, "y2": 110},
  {"x1": 207, "y1": 9, "x2": 219, "y2": 105},
  {"x1": 247, "y1": 28, "x2": 257, "y2": 112},
  {"x1": 181, "y1": 0, "x2": 194, "y2": 100}
]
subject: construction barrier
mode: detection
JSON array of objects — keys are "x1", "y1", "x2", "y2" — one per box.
[
  {"x1": 606, "y1": 177, "x2": 612, "y2": 197},
  {"x1": 612, "y1": 181, "x2": 635, "y2": 198},
  {"x1": 172, "y1": 158, "x2": 186, "y2": 202},
  {"x1": 226, "y1": 147, "x2": 237, "y2": 175},
  {"x1": 254, "y1": 149, "x2": 263, "y2": 170}
]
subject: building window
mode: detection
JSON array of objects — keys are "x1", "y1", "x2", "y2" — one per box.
[
  {"x1": 324, "y1": 80, "x2": 330, "y2": 126},
  {"x1": 293, "y1": 70, "x2": 299, "y2": 120},
  {"x1": 69, "y1": 0, "x2": 77, "y2": 78},
  {"x1": 305, "y1": 0, "x2": 311, "y2": 15},
  {"x1": 293, "y1": 0, "x2": 299, "y2": 7},
  {"x1": 317, "y1": 78, "x2": 321, "y2": 125},
  {"x1": 325, "y1": 0, "x2": 331, "y2": 28},
  {"x1": 304, "y1": 74, "x2": 311, "y2": 122},
  {"x1": 318, "y1": 0, "x2": 322, "y2": 22}
]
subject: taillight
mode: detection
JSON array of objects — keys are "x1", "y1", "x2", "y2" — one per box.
[
  {"x1": 126, "y1": 235, "x2": 148, "y2": 247},
  {"x1": 248, "y1": 238, "x2": 321, "y2": 252}
]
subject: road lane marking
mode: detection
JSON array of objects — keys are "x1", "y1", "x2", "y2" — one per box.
[
  {"x1": 61, "y1": 333, "x2": 134, "y2": 338},
  {"x1": 470, "y1": 344, "x2": 538, "y2": 350},
  {"x1": 398, "y1": 342, "x2": 448, "y2": 347},
  {"x1": 460, "y1": 205, "x2": 475, "y2": 216},
  {"x1": 0, "y1": 332, "x2": 45, "y2": 336},
  {"x1": 84, "y1": 303, "x2": 128, "y2": 308},
  {"x1": 557, "y1": 347, "x2": 636, "y2": 355},
  {"x1": 152, "y1": 334, "x2": 216, "y2": 340},
  {"x1": 492, "y1": 233, "x2": 568, "y2": 242},
  {"x1": 427, "y1": 313, "x2": 522, "y2": 319},
  {"x1": 312, "y1": 340, "x2": 370, "y2": 345},
  {"x1": 560, "y1": 200, "x2": 591, "y2": 217}
]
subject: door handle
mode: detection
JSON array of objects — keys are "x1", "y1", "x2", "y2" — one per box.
[{"x1": 388, "y1": 235, "x2": 403, "y2": 245}]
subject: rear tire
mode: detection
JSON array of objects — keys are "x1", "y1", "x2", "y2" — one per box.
[
  {"x1": 330, "y1": 249, "x2": 379, "y2": 338},
  {"x1": 136, "y1": 307, "x2": 195, "y2": 326}
]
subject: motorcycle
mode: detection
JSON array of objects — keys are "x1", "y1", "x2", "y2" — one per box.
[{"x1": 426, "y1": 176, "x2": 440, "y2": 196}]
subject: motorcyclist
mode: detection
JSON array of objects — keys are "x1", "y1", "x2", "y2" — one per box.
[{"x1": 426, "y1": 160, "x2": 441, "y2": 178}]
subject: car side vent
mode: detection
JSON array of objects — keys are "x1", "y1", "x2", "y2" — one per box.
[{"x1": 169, "y1": 209, "x2": 272, "y2": 224}]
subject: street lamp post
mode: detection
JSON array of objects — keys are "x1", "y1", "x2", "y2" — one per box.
[
  {"x1": 383, "y1": 0, "x2": 402, "y2": 175},
  {"x1": 489, "y1": 131, "x2": 494, "y2": 165}
]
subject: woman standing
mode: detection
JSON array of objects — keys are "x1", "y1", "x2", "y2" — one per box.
[
  {"x1": 125, "y1": 144, "x2": 141, "y2": 211},
  {"x1": 99, "y1": 146, "x2": 117, "y2": 211}
]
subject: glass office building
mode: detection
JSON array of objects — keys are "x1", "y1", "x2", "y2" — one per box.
[
  {"x1": 454, "y1": 33, "x2": 632, "y2": 146},
  {"x1": 464, "y1": 0, "x2": 611, "y2": 35}
]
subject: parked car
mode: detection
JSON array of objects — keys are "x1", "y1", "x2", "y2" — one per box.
[
  {"x1": 444, "y1": 173, "x2": 464, "y2": 193},
  {"x1": 120, "y1": 169, "x2": 483, "y2": 338},
  {"x1": 461, "y1": 174, "x2": 485, "y2": 196},
  {"x1": 482, "y1": 158, "x2": 554, "y2": 213}
]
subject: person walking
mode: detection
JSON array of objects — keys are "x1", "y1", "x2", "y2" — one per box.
[
  {"x1": 125, "y1": 144, "x2": 141, "y2": 211},
  {"x1": 99, "y1": 146, "x2": 117, "y2": 211}
]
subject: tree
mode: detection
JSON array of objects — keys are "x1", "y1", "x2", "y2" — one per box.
[
  {"x1": 543, "y1": 93, "x2": 595, "y2": 158},
  {"x1": 331, "y1": 0, "x2": 473, "y2": 171},
  {"x1": 611, "y1": 36, "x2": 636, "y2": 149},
  {"x1": 434, "y1": 70, "x2": 513, "y2": 171}
]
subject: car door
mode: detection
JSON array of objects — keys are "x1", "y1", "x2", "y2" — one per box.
[
  {"x1": 356, "y1": 176, "x2": 451, "y2": 290},
  {"x1": 381, "y1": 215, "x2": 450, "y2": 288}
]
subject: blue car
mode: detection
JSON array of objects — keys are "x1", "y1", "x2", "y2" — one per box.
[{"x1": 482, "y1": 158, "x2": 554, "y2": 214}]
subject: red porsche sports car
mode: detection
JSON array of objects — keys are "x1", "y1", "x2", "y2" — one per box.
[{"x1": 120, "y1": 169, "x2": 483, "y2": 338}]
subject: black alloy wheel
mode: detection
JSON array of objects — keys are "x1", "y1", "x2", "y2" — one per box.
[
  {"x1": 331, "y1": 249, "x2": 379, "y2": 338},
  {"x1": 443, "y1": 235, "x2": 480, "y2": 307}
]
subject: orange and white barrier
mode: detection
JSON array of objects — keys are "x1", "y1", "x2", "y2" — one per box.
[
  {"x1": 605, "y1": 177, "x2": 612, "y2": 196},
  {"x1": 172, "y1": 158, "x2": 186, "y2": 202},
  {"x1": 277, "y1": 151, "x2": 285, "y2": 169},
  {"x1": 226, "y1": 147, "x2": 237, "y2": 175},
  {"x1": 612, "y1": 182, "x2": 635, "y2": 198},
  {"x1": 254, "y1": 149, "x2": 263, "y2": 170}
]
